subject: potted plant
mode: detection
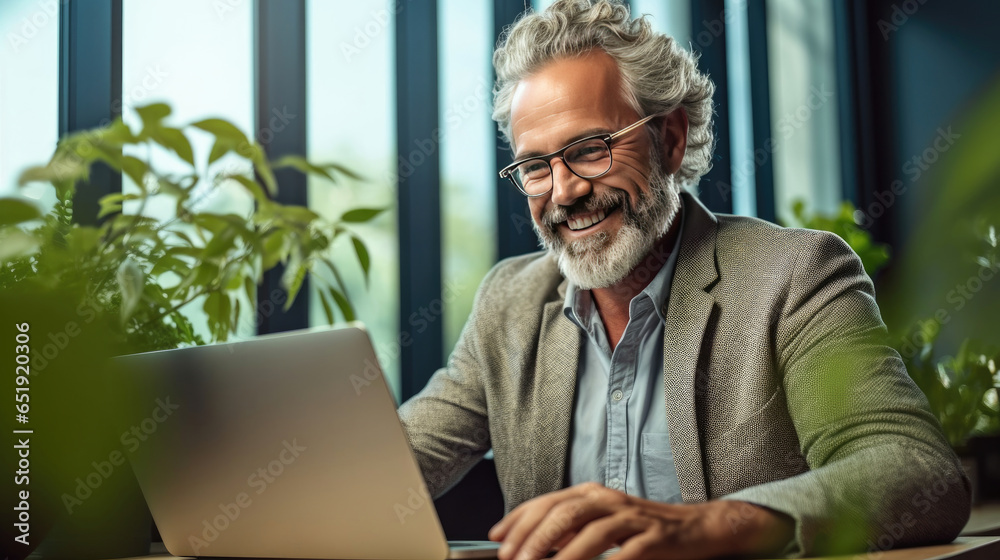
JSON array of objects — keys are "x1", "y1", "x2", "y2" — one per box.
[{"x1": 0, "y1": 103, "x2": 383, "y2": 558}]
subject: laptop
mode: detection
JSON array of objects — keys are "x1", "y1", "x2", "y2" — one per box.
[{"x1": 112, "y1": 324, "x2": 500, "y2": 559}]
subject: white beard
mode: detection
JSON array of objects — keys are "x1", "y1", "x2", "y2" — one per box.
[{"x1": 532, "y1": 156, "x2": 681, "y2": 290}]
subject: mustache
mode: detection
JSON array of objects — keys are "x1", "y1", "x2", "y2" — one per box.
[{"x1": 541, "y1": 189, "x2": 628, "y2": 228}]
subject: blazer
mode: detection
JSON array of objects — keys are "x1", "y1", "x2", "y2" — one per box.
[{"x1": 397, "y1": 191, "x2": 971, "y2": 556}]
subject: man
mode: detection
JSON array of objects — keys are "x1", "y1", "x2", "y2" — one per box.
[{"x1": 398, "y1": 1, "x2": 971, "y2": 558}]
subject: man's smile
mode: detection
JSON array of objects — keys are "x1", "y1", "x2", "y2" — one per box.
[{"x1": 560, "y1": 204, "x2": 620, "y2": 232}]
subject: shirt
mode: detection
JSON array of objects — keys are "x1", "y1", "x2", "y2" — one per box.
[{"x1": 563, "y1": 210, "x2": 685, "y2": 502}]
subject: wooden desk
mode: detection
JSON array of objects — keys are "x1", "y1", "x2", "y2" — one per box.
[{"x1": 122, "y1": 537, "x2": 1000, "y2": 560}]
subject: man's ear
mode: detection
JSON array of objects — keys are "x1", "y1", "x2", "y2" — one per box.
[{"x1": 657, "y1": 109, "x2": 688, "y2": 175}]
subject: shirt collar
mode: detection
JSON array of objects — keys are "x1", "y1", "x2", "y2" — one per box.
[{"x1": 563, "y1": 205, "x2": 685, "y2": 328}]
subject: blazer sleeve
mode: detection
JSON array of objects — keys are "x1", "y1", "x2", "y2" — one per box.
[
  {"x1": 721, "y1": 230, "x2": 972, "y2": 557},
  {"x1": 396, "y1": 266, "x2": 498, "y2": 499}
]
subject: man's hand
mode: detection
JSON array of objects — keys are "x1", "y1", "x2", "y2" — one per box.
[{"x1": 488, "y1": 482, "x2": 795, "y2": 560}]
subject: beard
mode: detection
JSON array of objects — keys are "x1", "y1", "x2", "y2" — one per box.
[{"x1": 531, "y1": 152, "x2": 681, "y2": 290}]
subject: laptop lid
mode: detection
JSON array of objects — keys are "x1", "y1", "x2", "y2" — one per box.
[{"x1": 112, "y1": 325, "x2": 454, "y2": 560}]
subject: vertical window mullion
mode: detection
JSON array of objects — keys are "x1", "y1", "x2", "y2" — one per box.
[
  {"x1": 397, "y1": 0, "x2": 443, "y2": 400},
  {"x1": 58, "y1": 0, "x2": 122, "y2": 225},
  {"x1": 748, "y1": 0, "x2": 776, "y2": 222},
  {"x1": 255, "y1": 0, "x2": 309, "y2": 334},
  {"x1": 494, "y1": 0, "x2": 537, "y2": 261},
  {"x1": 689, "y1": 0, "x2": 733, "y2": 214}
]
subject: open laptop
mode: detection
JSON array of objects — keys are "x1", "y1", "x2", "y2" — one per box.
[{"x1": 112, "y1": 324, "x2": 500, "y2": 559}]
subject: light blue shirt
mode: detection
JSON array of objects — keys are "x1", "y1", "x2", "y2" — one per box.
[{"x1": 563, "y1": 210, "x2": 684, "y2": 503}]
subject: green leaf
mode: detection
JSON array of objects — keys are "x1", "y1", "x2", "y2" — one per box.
[
  {"x1": 341, "y1": 207, "x2": 386, "y2": 223},
  {"x1": 191, "y1": 118, "x2": 250, "y2": 147},
  {"x1": 275, "y1": 204, "x2": 320, "y2": 225},
  {"x1": 317, "y1": 288, "x2": 335, "y2": 325},
  {"x1": 192, "y1": 213, "x2": 250, "y2": 237},
  {"x1": 116, "y1": 257, "x2": 145, "y2": 324},
  {"x1": 272, "y1": 155, "x2": 334, "y2": 182},
  {"x1": 203, "y1": 291, "x2": 231, "y2": 341},
  {"x1": 351, "y1": 236, "x2": 371, "y2": 285},
  {"x1": 149, "y1": 126, "x2": 195, "y2": 166},
  {"x1": 92, "y1": 117, "x2": 137, "y2": 145},
  {"x1": 271, "y1": 155, "x2": 362, "y2": 184},
  {"x1": 328, "y1": 285, "x2": 355, "y2": 322},
  {"x1": 0, "y1": 198, "x2": 42, "y2": 227},
  {"x1": 201, "y1": 229, "x2": 238, "y2": 260},
  {"x1": 282, "y1": 262, "x2": 308, "y2": 310},
  {"x1": 251, "y1": 145, "x2": 277, "y2": 196},
  {"x1": 207, "y1": 139, "x2": 232, "y2": 165},
  {"x1": 67, "y1": 227, "x2": 102, "y2": 254},
  {"x1": 135, "y1": 103, "x2": 172, "y2": 128},
  {"x1": 18, "y1": 156, "x2": 89, "y2": 186},
  {"x1": 225, "y1": 174, "x2": 269, "y2": 203},
  {"x1": 244, "y1": 276, "x2": 256, "y2": 308},
  {"x1": 151, "y1": 254, "x2": 190, "y2": 276},
  {"x1": 321, "y1": 257, "x2": 348, "y2": 291},
  {"x1": 97, "y1": 192, "x2": 142, "y2": 219},
  {"x1": 119, "y1": 155, "x2": 149, "y2": 188},
  {"x1": 232, "y1": 297, "x2": 241, "y2": 332},
  {"x1": 323, "y1": 162, "x2": 363, "y2": 181},
  {"x1": 261, "y1": 230, "x2": 288, "y2": 270},
  {"x1": 0, "y1": 230, "x2": 41, "y2": 260}
]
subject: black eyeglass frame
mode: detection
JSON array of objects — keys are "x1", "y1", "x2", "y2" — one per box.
[{"x1": 498, "y1": 113, "x2": 663, "y2": 197}]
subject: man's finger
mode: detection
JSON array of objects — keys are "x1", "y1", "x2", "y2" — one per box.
[
  {"x1": 551, "y1": 513, "x2": 646, "y2": 560},
  {"x1": 496, "y1": 495, "x2": 567, "y2": 560},
  {"x1": 492, "y1": 486, "x2": 581, "y2": 542},
  {"x1": 490, "y1": 505, "x2": 526, "y2": 542},
  {"x1": 611, "y1": 529, "x2": 677, "y2": 560},
  {"x1": 515, "y1": 498, "x2": 606, "y2": 560}
]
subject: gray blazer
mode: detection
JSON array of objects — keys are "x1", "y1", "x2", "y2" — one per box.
[{"x1": 398, "y1": 192, "x2": 971, "y2": 556}]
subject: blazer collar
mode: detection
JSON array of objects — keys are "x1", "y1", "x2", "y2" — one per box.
[{"x1": 662, "y1": 190, "x2": 719, "y2": 502}]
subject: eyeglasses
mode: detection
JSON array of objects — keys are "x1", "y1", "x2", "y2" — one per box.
[{"x1": 498, "y1": 113, "x2": 661, "y2": 197}]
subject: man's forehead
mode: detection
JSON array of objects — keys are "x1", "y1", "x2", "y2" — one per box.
[{"x1": 510, "y1": 51, "x2": 634, "y2": 153}]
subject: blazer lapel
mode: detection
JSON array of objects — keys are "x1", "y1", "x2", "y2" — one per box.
[
  {"x1": 662, "y1": 193, "x2": 719, "y2": 503},
  {"x1": 528, "y1": 281, "x2": 580, "y2": 499}
]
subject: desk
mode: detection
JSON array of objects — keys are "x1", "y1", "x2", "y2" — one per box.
[
  {"x1": 120, "y1": 537, "x2": 1000, "y2": 560},
  {"x1": 963, "y1": 502, "x2": 1000, "y2": 536}
]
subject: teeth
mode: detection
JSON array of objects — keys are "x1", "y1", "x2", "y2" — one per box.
[{"x1": 568, "y1": 209, "x2": 609, "y2": 231}]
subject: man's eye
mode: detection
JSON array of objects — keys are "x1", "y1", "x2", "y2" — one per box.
[
  {"x1": 570, "y1": 145, "x2": 607, "y2": 161},
  {"x1": 520, "y1": 162, "x2": 549, "y2": 177}
]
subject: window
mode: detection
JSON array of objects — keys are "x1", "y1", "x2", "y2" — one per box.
[
  {"x1": 0, "y1": 0, "x2": 60, "y2": 208},
  {"x1": 767, "y1": 0, "x2": 841, "y2": 223},
  {"x1": 121, "y1": 0, "x2": 256, "y2": 340},
  {"x1": 307, "y1": 0, "x2": 400, "y2": 398},
  {"x1": 438, "y1": 0, "x2": 496, "y2": 357}
]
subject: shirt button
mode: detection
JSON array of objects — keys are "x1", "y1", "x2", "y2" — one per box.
[{"x1": 611, "y1": 389, "x2": 624, "y2": 402}]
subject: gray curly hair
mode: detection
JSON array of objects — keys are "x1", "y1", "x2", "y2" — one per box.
[{"x1": 492, "y1": 0, "x2": 716, "y2": 188}]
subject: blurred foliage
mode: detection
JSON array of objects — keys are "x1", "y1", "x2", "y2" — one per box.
[
  {"x1": 899, "y1": 321, "x2": 1000, "y2": 448},
  {"x1": 894, "y1": 226, "x2": 1000, "y2": 448},
  {"x1": 787, "y1": 200, "x2": 1000, "y2": 448},
  {"x1": 884, "y1": 75, "x2": 1000, "y2": 341},
  {"x1": 785, "y1": 199, "x2": 890, "y2": 276},
  {"x1": 882, "y1": 74, "x2": 1000, "y2": 448},
  {"x1": 0, "y1": 102, "x2": 384, "y2": 352}
]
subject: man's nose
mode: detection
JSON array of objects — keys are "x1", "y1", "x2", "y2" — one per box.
[{"x1": 549, "y1": 158, "x2": 592, "y2": 207}]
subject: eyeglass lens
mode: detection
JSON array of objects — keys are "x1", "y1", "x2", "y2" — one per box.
[{"x1": 512, "y1": 138, "x2": 612, "y2": 195}]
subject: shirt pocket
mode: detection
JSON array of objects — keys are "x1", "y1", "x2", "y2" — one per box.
[{"x1": 640, "y1": 433, "x2": 682, "y2": 503}]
